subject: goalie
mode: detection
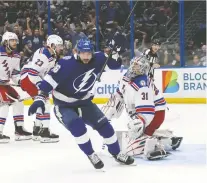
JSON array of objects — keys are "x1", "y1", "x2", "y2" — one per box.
[{"x1": 102, "y1": 56, "x2": 183, "y2": 160}]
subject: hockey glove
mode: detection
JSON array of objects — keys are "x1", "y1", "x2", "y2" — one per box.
[
  {"x1": 127, "y1": 115, "x2": 146, "y2": 140},
  {"x1": 28, "y1": 94, "x2": 46, "y2": 116}
]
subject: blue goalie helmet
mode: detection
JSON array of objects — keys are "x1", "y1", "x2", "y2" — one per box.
[{"x1": 76, "y1": 38, "x2": 94, "y2": 53}]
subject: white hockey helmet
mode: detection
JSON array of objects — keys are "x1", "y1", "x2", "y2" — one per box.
[
  {"x1": 127, "y1": 56, "x2": 150, "y2": 78},
  {"x1": 1, "y1": 32, "x2": 19, "y2": 51},
  {"x1": 46, "y1": 34, "x2": 63, "y2": 56}
]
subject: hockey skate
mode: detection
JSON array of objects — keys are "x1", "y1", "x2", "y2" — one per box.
[
  {"x1": 145, "y1": 139, "x2": 171, "y2": 160},
  {"x1": 39, "y1": 128, "x2": 59, "y2": 143},
  {"x1": 32, "y1": 125, "x2": 41, "y2": 141},
  {"x1": 171, "y1": 137, "x2": 183, "y2": 150},
  {"x1": 0, "y1": 133, "x2": 10, "y2": 143},
  {"x1": 88, "y1": 152, "x2": 104, "y2": 170},
  {"x1": 146, "y1": 149, "x2": 171, "y2": 160},
  {"x1": 15, "y1": 126, "x2": 32, "y2": 141},
  {"x1": 113, "y1": 152, "x2": 136, "y2": 165}
]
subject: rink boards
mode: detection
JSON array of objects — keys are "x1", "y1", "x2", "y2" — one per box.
[{"x1": 23, "y1": 67, "x2": 207, "y2": 105}]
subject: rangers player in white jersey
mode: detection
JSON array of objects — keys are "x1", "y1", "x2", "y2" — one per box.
[
  {"x1": 0, "y1": 32, "x2": 32, "y2": 143},
  {"x1": 20, "y1": 34, "x2": 63, "y2": 143},
  {"x1": 103, "y1": 56, "x2": 182, "y2": 160}
]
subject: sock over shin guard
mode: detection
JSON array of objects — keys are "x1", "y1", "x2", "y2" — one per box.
[
  {"x1": 0, "y1": 105, "x2": 9, "y2": 133},
  {"x1": 13, "y1": 102, "x2": 24, "y2": 127},
  {"x1": 145, "y1": 110, "x2": 165, "y2": 136},
  {"x1": 97, "y1": 122, "x2": 120, "y2": 155},
  {"x1": 68, "y1": 118, "x2": 94, "y2": 155}
]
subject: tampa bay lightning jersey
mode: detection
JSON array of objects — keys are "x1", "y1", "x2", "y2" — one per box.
[{"x1": 39, "y1": 52, "x2": 122, "y2": 106}]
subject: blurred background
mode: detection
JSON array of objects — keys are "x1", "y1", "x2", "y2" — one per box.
[{"x1": 0, "y1": 0, "x2": 206, "y2": 68}]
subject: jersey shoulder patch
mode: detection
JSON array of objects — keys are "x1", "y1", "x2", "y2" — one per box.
[
  {"x1": 39, "y1": 47, "x2": 53, "y2": 61},
  {"x1": 131, "y1": 75, "x2": 148, "y2": 90}
]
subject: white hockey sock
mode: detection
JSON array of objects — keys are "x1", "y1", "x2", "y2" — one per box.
[
  {"x1": 13, "y1": 115, "x2": 24, "y2": 126},
  {"x1": 36, "y1": 113, "x2": 50, "y2": 128},
  {"x1": 0, "y1": 122, "x2": 6, "y2": 134}
]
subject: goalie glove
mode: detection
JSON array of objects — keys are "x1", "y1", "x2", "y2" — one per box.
[
  {"x1": 102, "y1": 91, "x2": 124, "y2": 120},
  {"x1": 127, "y1": 114, "x2": 146, "y2": 140}
]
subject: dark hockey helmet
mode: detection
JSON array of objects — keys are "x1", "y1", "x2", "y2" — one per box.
[{"x1": 151, "y1": 39, "x2": 161, "y2": 46}]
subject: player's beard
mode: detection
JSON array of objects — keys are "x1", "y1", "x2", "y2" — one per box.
[{"x1": 82, "y1": 59, "x2": 90, "y2": 64}]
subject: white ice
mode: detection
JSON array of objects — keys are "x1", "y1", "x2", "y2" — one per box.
[{"x1": 1, "y1": 104, "x2": 206, "y2": 183}]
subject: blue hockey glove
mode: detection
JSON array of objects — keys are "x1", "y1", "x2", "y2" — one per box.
[{"x1": 28, "y1": 94, "x2": 46, "y2": 116}]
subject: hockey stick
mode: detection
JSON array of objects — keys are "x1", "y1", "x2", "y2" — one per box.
[
  {"x1": 0, "y1": 93, "x2": 33, "y2": 107},
  {"x1": 96, "y1": 0, "x2": 139, "y2": 82}
]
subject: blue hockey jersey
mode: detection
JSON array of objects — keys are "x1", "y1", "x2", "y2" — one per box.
[{"x1": 38, "y1": 52, "x2": 122, "y2": 106}]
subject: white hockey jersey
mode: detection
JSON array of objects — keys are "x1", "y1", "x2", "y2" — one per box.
[
  {"x1": 21, "y1": 47, "x2": 56, "y2": 85},
  {"x1": 0, "y1": 46, "x2": 21, "y2": 85},
  {"x1": 118, "y1": 74, "x2": 166, "y2": 127}
]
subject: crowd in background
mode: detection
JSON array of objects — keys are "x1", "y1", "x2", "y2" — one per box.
[{"x1": 0, "y1": 0, "x2": 206, "y2": 68}]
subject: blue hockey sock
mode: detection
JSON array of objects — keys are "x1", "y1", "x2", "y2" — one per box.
[
  {"x1": 68, "y1": 118, "x2": 94, "y2": 156},
  {"x1": 97, "y1": 122, "x2": 120, "y2": 155}
]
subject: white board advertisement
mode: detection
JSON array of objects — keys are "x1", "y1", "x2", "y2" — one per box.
[{"x1": 93, "y1": 68, "x2": 207, "y2": 102}]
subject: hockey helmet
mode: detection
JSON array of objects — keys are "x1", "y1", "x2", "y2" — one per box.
[
  {"x1": 151, "y1": 39, "x2": 161, "y2": 46},
  {"x1": 46, "y1": 34, "x2": 63, "y2": 56},
  {"x1": 47, "y1": 34, "x2": 63, "y2": 48},
  {"x1": 126, "y1": 56, "x2": 150, "y2": 78},
  {"x1": 1, "y1": 31, "x2": 19, "y2": 51},
  {"x1": 76, "y1": 38, "x2": 94, "y2": 53}
]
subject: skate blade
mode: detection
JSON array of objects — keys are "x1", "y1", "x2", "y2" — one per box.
[
  {"x1": 40, "y1": 138, "x2": 59, "y2": 143},
  {"x1": 0, "y1": 139, "x2": 10, "y2": 143},
  {"x1": 129, "y1": 161, "x2": 137, "y2": 166},
  {"x1": 15, "y1": 135, "x2": 32, "y2": 141},
  {"x1": 95, "y1": 168, "x2": 106, "y2": 172},
  {"x1": 117, "y1": 160, "x2": 137, "y2": 166},
  {"x1": 32, "y1": 136, "x2": 40, "y2": 141}
]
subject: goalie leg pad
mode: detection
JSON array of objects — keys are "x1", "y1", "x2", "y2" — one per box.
[
  {"x1": 153, "y1": 129, "x2": 183, "y2": 150},
  {"x1": 144, "y1": 137, "x2": 171, "y2": 160},
  {"x1": 126, "y1": 135, "x2": 148, "y2": 156}
]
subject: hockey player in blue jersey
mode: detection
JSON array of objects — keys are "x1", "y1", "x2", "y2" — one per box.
[{"x1": 28, "y1": 38, "x2": 135, "y2": 169}]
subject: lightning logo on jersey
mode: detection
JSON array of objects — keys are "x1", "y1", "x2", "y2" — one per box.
[{"x1": 73, "y1": 68, "x2": 97, "y2": 93}]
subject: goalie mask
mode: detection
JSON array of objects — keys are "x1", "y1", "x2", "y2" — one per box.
[{"x1": 126, "y1": 56, "x2": 150, "y2": 79}]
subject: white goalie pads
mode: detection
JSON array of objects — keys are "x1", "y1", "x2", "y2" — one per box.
[
  {"x1": 101, "y1": 92, "x2": 125, "y2": 120},
  {"x1": 116, "y1": 130, "x2": 169, "y2": 160}
]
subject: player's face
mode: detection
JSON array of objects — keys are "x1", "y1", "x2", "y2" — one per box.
[
  {"x1": 9, "y1": 39, "x2": 18, "y2": 50},
  {"x1": 79, "y1": 52, "x2": 92, "y2": 64},
  {"x1": 152, "y1": 44, "x2": 160, "y2": 53},
  {"x1": 55, "y1": 44, "x2": 64, "y2": 56}
]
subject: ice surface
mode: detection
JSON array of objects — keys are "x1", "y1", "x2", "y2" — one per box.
[{"x1": 1, "y1": 104, "x2": 206, "y2": 183}]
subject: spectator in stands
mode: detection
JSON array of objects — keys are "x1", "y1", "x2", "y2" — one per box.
[
  {"x1": 105, "y1": 1, "x2": 117, "y2": 25},
  {"x1": 24, "y1": 17, "x2": 44, "y2": 52},
  {"x1": 160, "y1": 1, "x2": 172, "y2": 18},
  {"x1": 23, "y1": 40, "x2": 33, "y2": 58},
  {"x1": 191, "y1": 55, "x2": 203, "y2": 66}
]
